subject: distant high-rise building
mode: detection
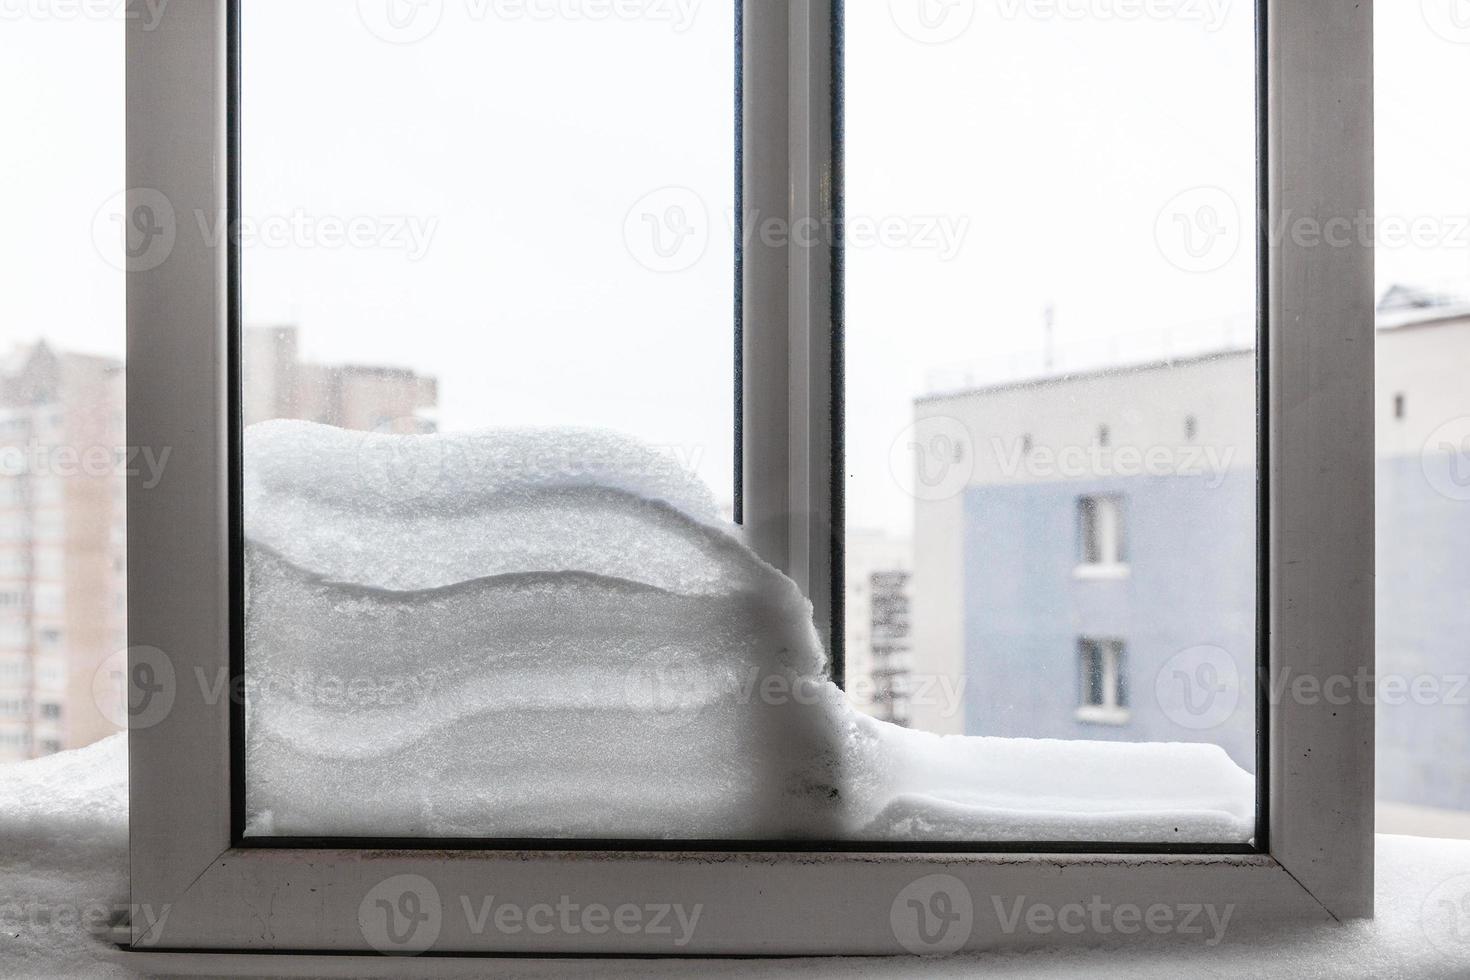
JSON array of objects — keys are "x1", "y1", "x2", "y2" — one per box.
[
  {"x1": 844, "y1": 529, "x2": 915, "y2": 725},
  {"x1": 244, "y1": 326, "x2": 438, "y2": 433},
  {"x1": 0, "y1": 343, "x2": 126, "y2": 761},
  {"x1": 0, "y1": 329, "x2": 439, "y2": 762}
]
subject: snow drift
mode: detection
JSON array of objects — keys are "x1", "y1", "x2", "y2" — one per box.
[{"x1": 242, "y1": 420, "x2": 1253, "y2": 843}]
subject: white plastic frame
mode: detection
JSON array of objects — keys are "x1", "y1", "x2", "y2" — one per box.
[{"x1": 126, "y1": 0, "x2": 1374, "y2": 956}]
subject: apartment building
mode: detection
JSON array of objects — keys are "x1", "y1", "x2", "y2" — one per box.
[
  {"x1": 909, "y1": 286, "x2": 1470, "y2": 813},
  {"x1": 843, "y1": 529, "x2": 915, "y2": 725},
  {"x1": 0, "y1": 343, "x2": 126, "y2": 761},
  {"x1": 0, "y1": 328, "x2": 438, "y2": 761},
  {"x1": 244, "y1": 326, "x2": 438, "y2": 432}
]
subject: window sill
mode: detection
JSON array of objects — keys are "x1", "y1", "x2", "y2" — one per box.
[
  {"x1": 1076, "y1": 706, "x2": 1132, "y2": 726},
  {"x1": 1073, "y1": 564, "x2": 1131, "y2": 581}
]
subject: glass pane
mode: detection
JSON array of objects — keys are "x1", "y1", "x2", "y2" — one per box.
[
  {"x1": 0, "y1": 16, "x2": 126, "y2": 764},
  {"x1": 241, "y1": 2, "x2": 735, "y2": 837},
  {"x1": 1374, "y1": 5, "x2": 1470, "y2": 841},
  {"x1": 845, "y1": 4, "x2": 1258, "y2": 842}
]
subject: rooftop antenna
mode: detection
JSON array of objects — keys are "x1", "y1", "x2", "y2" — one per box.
[{"x1": 1043, "y1": 303, "x2": 1056, "y2": 373}]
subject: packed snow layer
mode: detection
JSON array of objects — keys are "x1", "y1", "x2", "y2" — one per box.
[
  {"x1": 0, "y1": 734, "x2": 128, "y2": 979},
  {"x1": 243, "y1": 420, "x2": 1253, "y2": 842},
  {"x1": 6, "y1": 740, "x2": 1470, "y2": 976}
]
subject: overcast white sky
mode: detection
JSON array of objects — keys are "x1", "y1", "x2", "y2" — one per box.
[{"x1": 2, "y1": 1, "x2": 1467, "y2": 534}]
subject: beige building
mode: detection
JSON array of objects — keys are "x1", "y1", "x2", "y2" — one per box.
[
  {"x1": 245, "y1": 326, "x2": 438, "y2": 433},
  {"x1": 0, "y1": 344, "x2": 126, "y2": 760},
  {"x1": 0, "y1": 329, "x2": 438, "y2": 762}
]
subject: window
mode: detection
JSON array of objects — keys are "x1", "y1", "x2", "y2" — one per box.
[
  {"x1": 1077, "y1": 494, "x2": 1127, "y2": 573},
  {"x1": 124, "y1": 0, "x2": 1375, "y2": 956},
  {"x1": 1077, "y1": 638, "x2": 1129, "y2": 725}
]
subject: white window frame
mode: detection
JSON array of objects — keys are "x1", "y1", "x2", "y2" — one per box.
[
  {"x1": 1075, "y1": 493, "x2": 1130, "y2": 579},
  {"x1": 125, "y1": 0, "x2": 1374, "y2": 956},
  {"x1": 1077, "y1": 637, "x2": 1130, "y2": 726}
]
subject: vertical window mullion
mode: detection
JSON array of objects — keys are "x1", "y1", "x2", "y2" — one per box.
[{"x1": 740, "y1": 0, "x2": 840, "y2": 668}]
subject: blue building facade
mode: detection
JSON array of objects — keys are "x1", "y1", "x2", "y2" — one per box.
[
  {"x1": 1376, "y1": 452, "x2": 1470, "y2": 809},
  {"x1": 961, "y1": 469, "x2": 1258, "y2": 772}
]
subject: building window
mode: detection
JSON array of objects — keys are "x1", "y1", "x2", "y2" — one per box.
[
  {"x1": 1076, "y1": 494, "x2": 1128, "y2": 576},
  {"x1": 1077, "y1": 638, "x2": 1129, "y2": 725},
  {"x1": 1097, "y1": 424, "x2": 1111, "y2": 447},
  {"x1": 1185, "y1": 415, "x2": 1199, "y2": 441},
  {"x1": 1393, "y1": 393, "x2": 1405, "y2": 420},
  {"x1": 39, "y1": 703, "x2": 61, "y2": 720}
]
